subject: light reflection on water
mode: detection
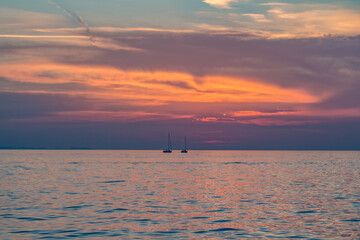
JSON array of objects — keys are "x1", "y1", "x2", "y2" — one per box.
[{"x1": 0, "y1": 150, "x2": 359, "y2": 239}]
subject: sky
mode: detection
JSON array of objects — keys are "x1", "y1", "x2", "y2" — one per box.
[{"x1": 0, "y1": 0, "x2": 360, "y2": 150}]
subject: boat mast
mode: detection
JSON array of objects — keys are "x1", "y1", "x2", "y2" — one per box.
[
  {"x1": 184, "y1": 136, "x2": 187, "y2": 150},
  {"x1": 168, "y1": 132, "x2": 172, "y2": 150}
]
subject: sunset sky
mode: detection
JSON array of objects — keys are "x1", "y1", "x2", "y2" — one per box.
[{"x1": 1, "y1": 0, "x2": 360, "y2": 149}]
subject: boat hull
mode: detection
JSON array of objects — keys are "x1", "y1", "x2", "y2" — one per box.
[{"x1": 163, "y1": 150, "x2": 172, "y2": 153}]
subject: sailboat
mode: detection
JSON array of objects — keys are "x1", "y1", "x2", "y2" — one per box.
[
  {"x1": 163, "y1": 132, "x2": 172, "y2": 153},
  {"x1": 181, "y1": 136, "x2": 188, "y2": 153}
]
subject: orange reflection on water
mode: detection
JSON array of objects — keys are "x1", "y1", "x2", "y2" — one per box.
[{"x1": 1, "y1": 150, "x2": 359, "y2": 239}]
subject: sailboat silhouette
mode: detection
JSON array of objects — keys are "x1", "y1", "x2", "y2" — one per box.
[
  {"x1": 181, "y1": 136, "x2": 188, "y2": 153},
  {"x1": 163, "y1": 132, "x2": 172, "y2": 153}
]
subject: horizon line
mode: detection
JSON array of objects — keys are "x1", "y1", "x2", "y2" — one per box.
[{"x1": 1, "y1": 148, "x2": 359, "y2": 151}]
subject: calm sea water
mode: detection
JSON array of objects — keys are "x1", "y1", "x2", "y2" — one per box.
[{"x1": 0, "y1": 150, "x2": 359, "y2": 239}]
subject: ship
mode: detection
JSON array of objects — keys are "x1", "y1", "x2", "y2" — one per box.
[
  {"x1": 181, "y1": 136, "x2": 188, "y2": 153},
  {"x1": 163, "y1": 132, "x2": 172, "y2": 153}
]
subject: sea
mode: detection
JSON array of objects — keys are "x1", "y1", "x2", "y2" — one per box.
[{"x1": 0, "y1": 150, "x2": 359, "y2": 239}]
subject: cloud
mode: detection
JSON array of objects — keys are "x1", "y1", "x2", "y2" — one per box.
[
  {"x1": 12, "y1": 110, "x2": 194, "y2": 123},
  {"x1": 231, "y1": 110, "x2": 294, "y2": 117},
  {"x1": 195, "y1": 3, "x2": 360, "y2": 39},
  {"x1": 242, "y1": 4, "x2": 360, "y2": 39},
  {"x1": 195, "y1": 115, "x2": 317, "y2": 126},
  {"x1": 0, "y1": 8, "x2": 67, "y2": 33},
  {"x1": 0, "y1": 34, "x2": 143, "y2": 51},
  {"x1": 242, "y1": 14, "x2": 270, "y2": 23},
  {"x1": 2, "y1": 30, "x2": 358, "y2": 102},
  {"x1": 1, "y1": 26, "x2": 359, "y2": 128},
  {"x1": 2, "y1": 29, "x2": 358, "y2": 92},
  {"x1": 33, "y1": 27, "x2": 195, "y2": 34},
  {"x1": 264, "y1": 5, "x2": 360, "y2": 38},
  {"x1": 0, "y1": 60, "x2": 325, "y2": 126},
  {"x1": 203, "y1": 0, "x2": 237, "y2": 9},
  {"x1": 259, "y1": 3, "x2": 289, "y2": 6},
  {"x1": 0, "y1": 62, "x2": 319, "y2": 105}
]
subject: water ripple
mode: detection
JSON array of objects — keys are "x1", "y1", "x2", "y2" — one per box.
[{"x1": 1, "y1": 150, "x2": 359, "y2": 239}]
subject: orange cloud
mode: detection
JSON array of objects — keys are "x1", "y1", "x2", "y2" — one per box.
[
  {"x1": 0, "y1": 62, "x2": 327, "y2": 125},
  {"x1": 196, "y1": 116, "x2": 317, "y2": 126},
  {"x1": 194, "y1": 107, "x2": 360, "y2": 126},
  {"x1": 232, "y1": 109, "x2": 360, "y2": 118},
  {"x1": 231, "y1": 111, "x2": 293, "y2": 117},
  {"x1": 0, "y1": 62, "x2": 319, "y2": 105}
]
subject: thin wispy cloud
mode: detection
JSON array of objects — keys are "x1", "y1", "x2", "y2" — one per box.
[
  {"x1": 0, "y1": 8, "x2": 66, "y2": 33},
  {"x1": 242, "y1": 14, "x2": 270, "y2": 23},
  {"x1": 241, "y1": 3, "x2": 360, "y2": 38},
  {"x1": 203, "y1": 0, "x2": 237, "y2": 9},
  {"x1": 259, "y1": 2, "x2": 289, "y2": 6},
  {"x1": 33, "y1": 27, "x2": 196, "y2": 34},
  {"x1": 0, "y1": 34, "x2": 143, "y2": 51},
  {"x1": 195, "y1": 2, "x2": 360, "y2": 38}
]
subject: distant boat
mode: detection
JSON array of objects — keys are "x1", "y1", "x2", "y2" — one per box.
[
  {"x1": 163, "y1": 132, "x2": 172, "y2": 153},
  {"x1": 181, "y1": 136, "x2": 188, "y2": 153}
]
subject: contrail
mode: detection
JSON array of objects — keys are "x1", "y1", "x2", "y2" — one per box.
[
  {"x1": 47, "y1": 0, "x2": 142, "y2": 51},
  {"x1": 48, "y1": 0, "x2": 94, "y2": 43}
]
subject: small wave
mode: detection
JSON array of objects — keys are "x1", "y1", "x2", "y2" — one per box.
[
  {"x1": 65, "y1": 192, "x2": 81, "y2": 195},
  {"x1": 68, "y1": 162, "x2": 81, "y2": 164},
  {"x1": 12, "y1": 165, "x2": 34, "y2": 170},
  {"x1": 210, "y1": 228, "x2": 241, "y2": 232},
  {"x1": 10, "y1": 230, "x2": 38, "y2": 234},
  {"x1": 96, "y1": 208, "x2": 128, "y2": 213},
  {"x1": 342, "y1": 219, "x2": 360, "y2": 222},
  {"x1": 223, "y1": 162, "x2": 247, "y2": 164},
  {"x1": 65, "y1": 231, "x2": 107, "y2": 238},
  {"x1": 190, "y1": 216, "x2": 209, "y2": 219},
  {"x1": 334, "y1": 196, "x2": 347, "y2": 199},
  {"x1": 205, "y1": 209, "x2": 225, "y2": 213},
  {"x1": 146, "y1": 205, "x2": 170, "y2": 209},
  {"x1": 296, "y1": 210, "x2": 316, "y2": 214},
  {"x1": 135, "y1": 218, "x2": 151, "y2": 222},
  {"x1": 223, "y1": 162, "x2": 267, "y2": 165},
  {"x1": 16, "y1": 217, "x2": 46, "y2": 221},
  {"x1": 98, "y1": 180, "x2": 126, "y2": 183},
  {"x1": 212, "y1": 219, "x2": 232, "y2": 223},
  {"x1": 287, "y1": 235, "x2": 307, "y2": 239},
  {"x1": 239, "y1": 199, "x2": 255, "y2": 203},
  {"x1": 64, "y1": 205, "x2": 92, "y2": 210},
  {"x1": 154, "y1": 230, "x2": 181, "y2": 234}
]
